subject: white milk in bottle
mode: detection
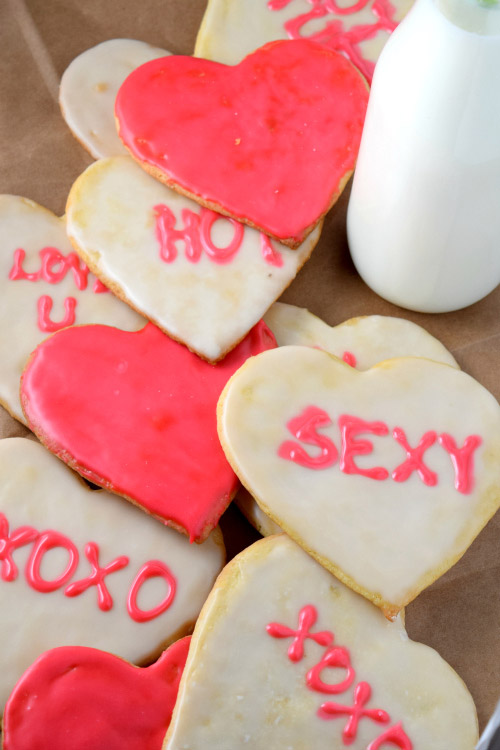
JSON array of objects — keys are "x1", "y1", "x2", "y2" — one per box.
[{"x1": 347, "y1": 0, "x2": 500, "y2": 312}]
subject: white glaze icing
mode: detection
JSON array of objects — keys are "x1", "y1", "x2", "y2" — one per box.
[
  {"x1": 0, "y1": 195, "x2": 144, "y2": 424},
  {"x1": 237, "y1": 304, "x2": 458, "y2": 537},
  {"x1": 218, "y1": 347, "x2": 500, "y2": 616},
  {"x1": 59, "y1": 39, "x2": 170, "y2": 159},
  {"x1": 0, "y1": 438, "x2": 225, "y2": 714},
  {"x1": 66, "y1": 157, "x2": 318, "y2": 362},
  {"x1": 264, "y1": 304, "x2": 459, "y2": 369},
  {"x1": 164, "y1": 535, "x2": 478, "y2": 749}
]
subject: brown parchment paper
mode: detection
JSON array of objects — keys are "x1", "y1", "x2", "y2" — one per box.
[{"x1": 1, "y1": 0, "x2": 499, "y2": 733}]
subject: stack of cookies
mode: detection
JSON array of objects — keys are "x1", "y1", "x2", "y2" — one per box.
[{"x1": 0, "y1": 2, "x2": 497, "y2": 749}]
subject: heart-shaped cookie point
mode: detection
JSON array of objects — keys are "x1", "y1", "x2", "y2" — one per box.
[
  {"x1": 20, "y1": 320, "x2": 276, "y2": 542},
  {"x1": 164, "y1": 536, "x2": 478, "y2": 750},
  {"x1": 3, "y1": 637, "x2": 190, "y2": 750},
  {"x1": 66, "y1": 157, "x2": 319, "y2": 362},
  {"x1": 115, "y1": 39, "x2": 369, "y2": 248},
  {"x1": 0, "y1": 438, "x2": 223, "y2": 714},
  {"x1": 218, "y1": 346, "x2": 500, "y2": 617}
]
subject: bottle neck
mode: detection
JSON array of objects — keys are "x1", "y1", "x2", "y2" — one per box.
[{"x1": 436, "y1": 0, "x2": 500, "y2": 34}]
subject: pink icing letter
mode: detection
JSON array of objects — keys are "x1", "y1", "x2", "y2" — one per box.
[
  {"x1": 278, "y1": 406, "x2": 338, "y2": 469},
  {"x1": 93, "y1": 278, "x2": 109, "y2": 293},
  {"x1": 0, "y1": 513, "x2": 38, "y2": 582},
  {"x1": 338, "y1": 414, "x2": 389, "y2": 480},
  {"x1": 367, "y1": 722, "x2": 413, "y2": 750},
  {"x1": 26, "y1": 531, "x2": 79, "y2": 593},
  {"x1": 306, "y1": 645, "x2": 355, "y2": 694},
  {"x1": 154, "y1": 204, "x2": 202, "y2": 263},
  {"x1": 9, "y1": 248, "x2": 41, "y2": 281},
  {"x1": 342, "y1": 351, "x2": 357, "y2": 368},
  {"x1": 438, "y1": 434, "x2": 482, "y2": 494},
  {"x1": 127, "y1": 560, "x2": 176, "y2": 623},
  {"x1": 318, "y1": 681, "x2": 390, "y2": 743},
  {"x1": 199, "y1": 209, "x2": 244, "y2": 264},
  {"x1": 266, "y1": 604, "x2": 334, "y2": 662},
  {"x1": 392, "y1": 428, "x2": 438, "y2": 486},
  {"x1": 65, "y1": 542, "x2": 130, "y2": 612},
  {"x1": 260, "y1": 234, "x2": 284, "y2": 267},
  {"x1": 39, "y1": 248, "x2": 89, "y2": 290},
  {"x1": 37, "y1": 296, "x2": 77, "y2": 333}
]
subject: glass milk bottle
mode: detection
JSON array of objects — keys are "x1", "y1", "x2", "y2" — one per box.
[{"x1": 347, "y1": 0, "x2": 500, "y2": 313}]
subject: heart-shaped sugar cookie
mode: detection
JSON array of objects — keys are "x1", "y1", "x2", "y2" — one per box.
[
  {"x1": 264, "y1": 303, "x2": 459, "y2": 369},
  {"x1": 66, "y1": 157, "x2": 318, "y2": 362},
  {"x1": 60, "y1": 39, "x2": 171, "y2": 159},
  {"x1": 115, "y1": 40, "x2": 368, "y2": 247},
  {"x1": 3, "y1": 639, "x2": 190, "y2": 749},
  {"x1": 164, "y1": 535, "x2": 478, "y2": 750},
  {"x1": 196, "y1": 0, "x2": 414, "y2": 83},
  {"x1": 21, "y1": 321, "x2": 276, "y2": 542},
  {"x1": 0, "y1": 438, "x2": 224, "y2": 713},
  {"x1": 218, "y1": 346, "x2": 500, "y2": 617},
  {"x1": 0, "y1": 195, "x2": 144, "y2": 424},
  {"x1": 237, "y1": 304, "x2": 459, "y2": 536}
]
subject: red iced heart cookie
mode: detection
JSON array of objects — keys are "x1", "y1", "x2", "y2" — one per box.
[
  {"x1": 20, "y1": 321, "x2": 276, "y2": 542},
  {"x1": 115, "y1": 39, "x2": 369, "y2": 248},
  {"x1": 3, "y1": 637, "x2": 190, "y2": 750}
]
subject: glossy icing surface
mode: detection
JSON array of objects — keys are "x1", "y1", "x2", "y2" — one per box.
[
  {"x1": 218, "y1": 347, "x2": 500, "y2": 615},
  {"x1": 195, "y1": 0, "x2": 414, "y2": 76},
  {"x1": 0, "y1": 195, "x2": 144, "y2": 424},
  {"x1": 3, "y1": 638, "x2": 190, "y2": 750},
  {"x1": 66, "y1": 157, "x2": 317, "y2": 362},
  {"x1": 0, "y1": 438, "x2": 224, "y2": 713},
  {"x1": 164, "y1": 535, "x2": 478, "y2": 749},
  {"x1": 115, "y1": 40, "x2": 368, "y2": 244},
  {"x1": 21, "y1": 321, "x2": 276, "y2": 542},
  {"x1": 236, "y1": 304, "x2": 458, "y2": 537},
  {"x1": 263, "y1": 303, "x2": 459, "y2": 369},
  {"x1": 60, "y1": 38, "x2": 170, "y2": 159}
]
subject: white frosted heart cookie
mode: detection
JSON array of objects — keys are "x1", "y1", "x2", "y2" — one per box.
[
  {"x1": 164, "y1": 535, "x2": 478, "y2": 750},
  {"x1": 60, "y1": 39, "x2": 170, "y2": 159},
  {"x1": 66, "y1": 157, "x2": 317, "y2": 362},
  {"x1": 236, "y1": 486, "x2": 283, "y2": 536},
  {"x1": 195, "y1": 0, "x2": 414, "y2": 83},
  {"x1": 264, "y1": 303, "x2": 459, "y2": 369},
  {"x1": 0, "y1": 437, "x2": 225, "y2": 714},
  {"x1": 0, "y1": 195, "x2": 144, "y2": 424},
  {"x1": 218, "y1": 346, "x2": 500, "y2": 617},
  {"x1": 237, "y1": 304, "x2": 459, "y2": 537}
]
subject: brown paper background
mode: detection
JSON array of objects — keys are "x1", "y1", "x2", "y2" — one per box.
[{"x1": 1, "y1": 0, "x2": 499, "y2": 733}]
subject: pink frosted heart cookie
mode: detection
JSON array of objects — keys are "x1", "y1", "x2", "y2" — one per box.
[
  {"x1": 0, "y1": 438, "x2": 224, "y2": 714},
  {"x1": 21, "y1": 321, "x2": 276, "y2": 542},
  {"x1": 3, "y1": 639, "x2": 190, "y2": 750},
  {"x1": 0, "y1": 195, "x2": 143, "y2": 424},
  {"x1": 196, "y1": 0, "x2": 414, "y2": 83},
  {"x1": 60, "y1": 39, "x2": 171, "y2": 159},
  {"x1": 218, "y1": 346, "x2": 500, "y2": 617},
  {"x1": 164, "y1": 535, "x2": 478, "y2": 749},
  {"x1": 66, "y1": 157, "x2": 318, "y2": 362},
  {"x1": 237, "y1": 304, "x2": 459, "y2": 537},
  {"x1": 115, "y1": 39, "x2": 369, "y2": 248}
]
